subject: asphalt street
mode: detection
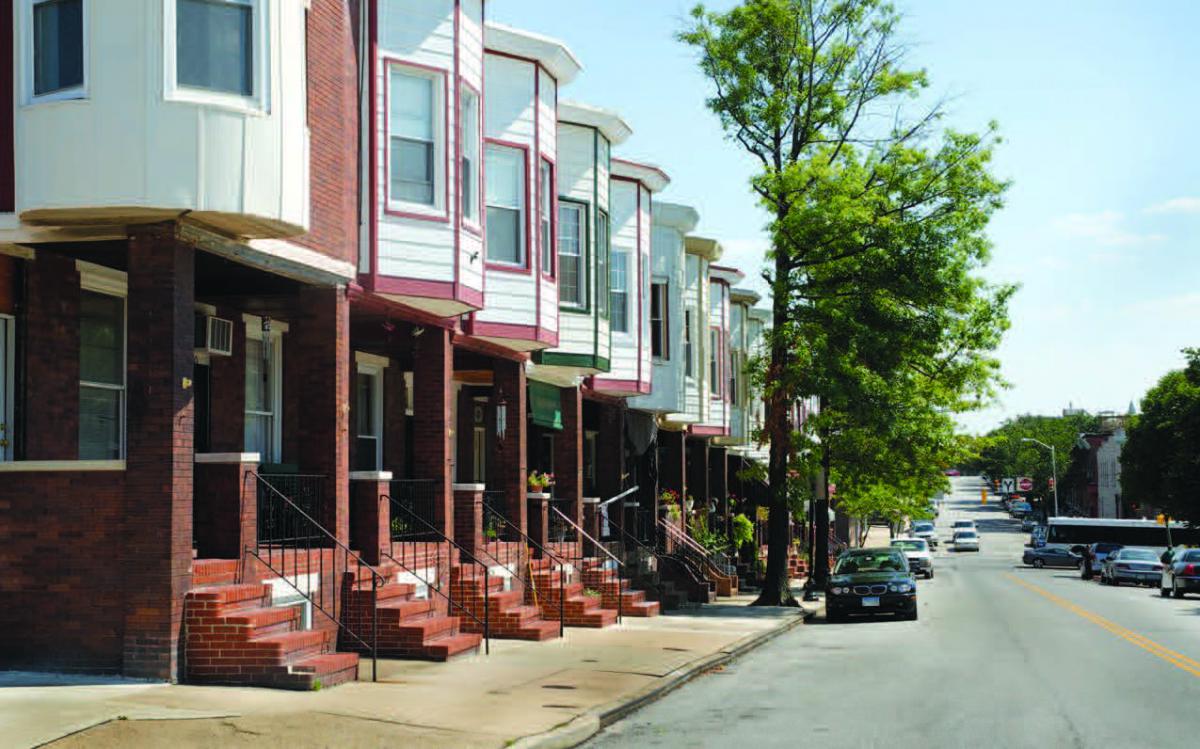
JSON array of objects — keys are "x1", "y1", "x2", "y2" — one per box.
[{"x1": 585, "y1": 476, "x2": 1200, "y2": 749}]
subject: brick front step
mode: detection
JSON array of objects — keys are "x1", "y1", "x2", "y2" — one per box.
[
  {"x1": 449, "y1": 566, "x2": 562, "y2": 641},
  {"x1": 191, "y1": 559, "x2": 239, "y2": 587}
]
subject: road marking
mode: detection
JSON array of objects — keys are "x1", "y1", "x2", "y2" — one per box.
[{"x1": 1006, "y1": 574, "x2": 1200, "y2": 679}]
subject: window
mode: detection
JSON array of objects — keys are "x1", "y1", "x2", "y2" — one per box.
[
  {"x1": 710, "y1": 283, "x2": 723, "y2": 317},
  {"x1": 596, "y1": 210, "x2": 610, "y2": 318},
  {"x1": 709, "y1": 329, "x2": 720, "y2": 395},
  {"x1": 390, "y1": 69, "x2": 438, "y2": 206},
  {"x1": 244, "y1": 319, "x2": 283, "y2": 463},
  {"x1": 684, "y1": 309, "x2": 694, "y2": 378},
  {"x1": 558, "y1": 201, "x2": 585, "y2": 307},
  {"x1": 177, "y1": 0, "x2": 253, "y2": 96},
  {"x1": 355, "y1": 368, "x2": 383, "y2": 472},
  {"x1": 540, "y1": 161, "x2": 554, "y2": 275},
  {"x1": 610, "y1": 251, "x2": 629, "y2": 333},
  {"x1": 79, "y1": 290, "x2": 125, "y2": 460},
  {"x1": 650, "y1": 282, "x2": 669, "y2": 360},
  {"x1": 486, "y1": 145, "x2": 526, "y2": 265},
  {"x1": 30, "y1": 0, "x2": 85, "y2": 99},
  {"x1": 461, "y1": 87, "x2": 480, "y2": 223},
  {"x1": 730, "y1": 352, "x2": 740, "y2": 407}
]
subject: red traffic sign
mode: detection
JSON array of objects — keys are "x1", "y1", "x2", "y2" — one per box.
[
  {"x1": 1018, "y1": 477, "x2": 1034, "y2": 492},
  {"x1": 1048, "y1": 478, "x2": 1056, "y2": 488}
]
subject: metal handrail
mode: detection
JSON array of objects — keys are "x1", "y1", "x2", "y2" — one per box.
[
  {"x1": 604, "y1": 513, "x2": 669, "y2": 609},
  {"x1": 549, "y1": 506, "x2": 623, "y2": 625},
  {"x1": 597, "y1": 486, "x2": 639, "y2": 509},
  {"x1": 481, "y1": 501, "x2": 566, "y2": 637},
  {"x1": 384, "y1": 495, "x2": 490, "y2": 655},
  {"x1": 249, "y1": 473, "x2": 380, "y2": 682},
  {"x1": 659, "y1": 516, "x2": 732, "y2": 584}
]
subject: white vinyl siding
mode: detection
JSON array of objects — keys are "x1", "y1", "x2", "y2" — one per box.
[{"x1": 485, "y1": 144, "x2": 526, "y2": 265}]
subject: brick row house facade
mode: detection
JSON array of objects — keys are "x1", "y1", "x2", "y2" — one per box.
[{"x1": 0, "y1": 0, "x2": 773, "y2": 687}]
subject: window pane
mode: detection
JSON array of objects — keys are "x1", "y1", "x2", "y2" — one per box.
[
  {"x1": 177, "y1": 0, "x2": 253, "y2": 96},
  {"x1": 244, "y1": 337, "x2": 267, "y2": 411},
  {"x1": 540, "y1": 163, "x2": 553, "y2": 272},
  {"x1": 597, "y1": 212, "x2": 609, "y2": 316},
  {"x1": 650, "y1": 283, "x2": 667, "y2": 359},
  {"x1": 244, "y1": 413, "x2": 271, "y2": 458},
  {"x1": 355, "y1": 437, "x2": 379, "y2": 472},
  {"x1": 33, "y1": 0, "x2": 84, "y2": 95},
  {"x1": 558, "y1": 204, "x2": 582, "y2": 305},
  {"x1": 610, "y1": 252, "x2": 628, "y2": 333},
  {"x1": 391, "y1": 71, "x2": 434, "y2": 141},
  {"x1": 461, "y1": 89, "x2": 479, "y2": 221},
  {"x1": 80, "y1": 292, "x2": 123, "y2": 386},
  {"x1": 487, "y1": 207, "x2": 521, "y2": 263},
  {"x1": 391, "y1": 137, "x2": 434, "y2": 204},
  {"x1": 79, "y1": 386, "x2": 120, "y2": 459},
  {"x1": 356, "y1": 373, "x2": 375, "y2": 436}
]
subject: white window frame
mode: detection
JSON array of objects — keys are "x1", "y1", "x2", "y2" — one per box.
[
  {"x1": 243, "y1": 314, "x2": 286, "y2": 463},
  {"x1": 387, "y1": 63, "x2": 446, "y2": 217},
  {"x1": 77, "y1": 262, "x2": 127, "y2": 460},
  {"x1": 354, "y1": 352, "x2": 389, "y2": 473},
  {"x1": 558, "y1": 200, "x2": 586, "y2": 309},
  {"x1": 21, "y1": 0, "x2": 89, "y2": 104},
  {"x1": 163, "y1": 0, "x2": 271, "y2": 114},
  {"x1": 610, "y1": 250, "x2": 629, "y2": 334},
  {"x1": 460, "y1": 85, "x2": 481, "y2": 227},
  {"x1": 485, "y1": 143, "x2": 527, "y2": 267}
]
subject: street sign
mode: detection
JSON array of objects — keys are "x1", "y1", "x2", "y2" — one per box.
[
  {"x1": 1048, "y1": 478, "x2": 1056, "y2": 488},
  {"x1": 1000, "y1": 477, "x2": 1016, "y2": 494},
  {"x1": 1018, "y1": 477, "x2": 1034, "y2": 492}
]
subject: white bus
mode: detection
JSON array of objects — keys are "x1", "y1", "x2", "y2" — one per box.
[{"x1": 1035, "y1": 517, "x2": 1198, "y2": 549}]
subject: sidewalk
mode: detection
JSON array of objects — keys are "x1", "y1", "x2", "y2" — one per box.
[{"x1": 3, "y1": 593, "x2": 813, "y2": 749}]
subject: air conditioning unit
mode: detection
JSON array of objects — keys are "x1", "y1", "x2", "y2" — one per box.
[{"x1": 195, "y1": 314, "x2": 234, "y2": 357}]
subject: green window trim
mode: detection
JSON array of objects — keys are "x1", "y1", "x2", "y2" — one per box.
[
  {"x1": 529, "y1": 381, "x2": 563, "y2": 430},
  {"x1": 557, "y1": 197, "x2": 591, "y2": 313}
]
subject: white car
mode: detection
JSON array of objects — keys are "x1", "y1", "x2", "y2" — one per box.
[
  {"x1": 891, "y1": 538, "x2": 934, "y2": 579},
  {"x1": 953, "y1": 530, "x2": 981, "y2": 552},
  {"x1": 910, "y1": 521, "x2": 939, "y2": 549}
]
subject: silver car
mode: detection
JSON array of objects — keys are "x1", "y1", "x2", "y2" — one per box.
[{"x1": 1100, "y1": 547, "x2": 1164, "y2": 586}]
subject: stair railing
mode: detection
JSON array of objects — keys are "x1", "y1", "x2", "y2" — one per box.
[
  {"x1": 604, "y1": 513, "x2": 669, "y2": 611},
  {"x1": 658, "y1": 516, "x2": 732, "y2": 588},
  {"x1": 481, "y1": 500, "x2": 566, "y2": 637},
  {"x1": 551, "y1": 506, "x2": 624, "y2": 624},
  {"x1": 385, "y1": 495, "x2": 490, "y2": 655},
  {"x1": 249, "y1": 473, "x2": 380, "y2": 682}
]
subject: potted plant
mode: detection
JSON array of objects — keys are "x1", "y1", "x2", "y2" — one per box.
[
  {"x1": 527, "y1": 471, "x2": 554, "y2": 493},
  {"x1": 659, "y1": 489, "x2": 681, "y2": 520}
]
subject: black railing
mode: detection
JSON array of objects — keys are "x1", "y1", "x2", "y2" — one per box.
[
  {"x1": 659, "y1": 516, "x2": 732, "y2": 588},
  {"x1": 548, "y1": 499, "x2": 579, "y2": 544},
  {"x1": 482, "y1": 490, "x2": 507, "y2": 543},
  {"x1": 481, "y1": 500, "x2": 565, "y2": 637},
  {"x1": 385, "y1": 495, "x2": 490, "y2": 655},
  {"x1": 258, "y1": 473, "x2": 326, "y2": 546},
  {"x1": 604, "y1": 512, "x2": 669, "y2": 608},
  {"x1": 248, "y1": 473, "x2": 380, "y2": 681},
  {"x1": 552, "y1": 505, "x2": 623, "y2": 624},
  {"x1": 389, "y1": 479, "x2": 439, "y2": 540}
]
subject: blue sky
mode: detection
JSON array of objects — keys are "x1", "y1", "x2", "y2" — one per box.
[{"x1": 490, "y1": 1, "x2": 1200, "y2": 433}]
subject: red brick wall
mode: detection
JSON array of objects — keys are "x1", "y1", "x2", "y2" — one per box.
[
  {"x1": 297, "y1": 0, "x2": 358, "y2": 265},
  {"x1": 23, "y1": 252, "x2": 80, "y2": 460},
  {"x1": 383, "y1": 365, "x2": 406, "y2": 474},
  {"x1": 0, "y1": 471, "x2": 127, "y2": 672},
  {"x1": 412, "y1": 328, "x2": 453, "y2": 537},
  {"x1": 555, "y1": 387, "x2": 583, "y2": 526},
  {"x1": 492, "y1": 360, "x2": 527, "y2": 532}
]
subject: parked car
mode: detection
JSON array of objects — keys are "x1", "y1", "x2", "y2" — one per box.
[
  {"x1": 1084, "y1": 542, "x2": 1124, "y2": 577},
  {"x1": 891, "y1": 538, "x2": 934, "y2": 579},
  {"x1": 910, "y1": 521, "x2": 939, "y2": 549},
  {"x1": 953, "y1": 530, "x2": 981, "y2": 552},
  {"x1": 1100, "y1": 547, "x2": 1164, "y2": 586},
  {"x1": 951, "y1": 519, "x2": 976, "y2": 533},
  {"x1": 825, "y1": 548, "x2": 919, "y2": 622},
  {"x1": 1160, "y1": 547, "x2": 1200, "y2": 598},
  {"x1": 1009, "y1": 501, "x2": 1033, "y2": 519},
  {"x1": 1023, "y1": 544, "x2": 1080, "y2": 569},
  {"x1": 1021, "y1": 516, "x2": 1038, "y2": 532}
]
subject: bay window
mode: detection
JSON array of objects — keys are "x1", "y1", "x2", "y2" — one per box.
[
  {"x1": 558, "y1": 201, "x2": 585, "y2": 307},
  {"x1": 461, "y1": 87, "x2": 480, "y2": 223},
  {"x1": 30, "y1": 0, "x2": 85, "y2": 100},
  {"x1": 78, "y1": 290, "x2": 125, "y2": 460},
  {"x1": 610, "y1": 251, "x2": 629, "y2": 333},
  {"x1": 485, "y1": 144, "x2": 526, "y2": 265},
  {"x1": 390, "y1": 68, "x2": 440, "y2": 207}
]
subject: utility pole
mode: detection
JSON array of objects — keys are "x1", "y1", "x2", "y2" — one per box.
[{"x1": 1022, "y1": 438, "x2": 1059, "y2": 517}]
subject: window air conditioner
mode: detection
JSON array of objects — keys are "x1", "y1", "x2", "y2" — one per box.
[{"x1": 195, "y1": 315, "x2": 234, "y2": 357}]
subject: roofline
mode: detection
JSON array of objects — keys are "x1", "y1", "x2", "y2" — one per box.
[
  {"x1": 653, "y1": 201, "x2": 700, "y2": 234},
  {"x1": 611, "y1": 158, "x2": 670, "y2": 193},
  {"x1": 685, "y1": 236, "x2": 723, "y2": 262},
  {"x1": 484, "y1": 22, "x2": 582, "y2": 85},
  {"x1": 558, "y1": 100, "x2": 633, "y2": 145}
]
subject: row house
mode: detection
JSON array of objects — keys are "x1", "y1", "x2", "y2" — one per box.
[{"x1": 1, "y1": 0, "x2": 771, "y2": 688}]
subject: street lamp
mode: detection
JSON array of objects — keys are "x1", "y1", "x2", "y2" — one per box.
[{"x1": 1021, "y1": 438, "x2": 1059, "y2": 517}]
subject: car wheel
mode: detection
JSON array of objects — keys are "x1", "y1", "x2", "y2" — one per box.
[
  {"x1": 1033, "y1": 559, "x2": 1045, "y2": 569},
  {"x1": 927, "y1": 569, "x2": 935, "y2": 580},
  {"x1": 1161, "y1": 587, "x2": 1171, "y2": 598},
  {"x1": 1173, "y1": 583, "x2": 1185, "y2": 599}
]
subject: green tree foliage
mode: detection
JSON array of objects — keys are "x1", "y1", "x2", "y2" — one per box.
[
  {"x1": 1122, "y1": 350, "x2": 1200, "y2": 525},
  {"x1": 682, "y1": 0, "x2": 1012, "y2": 605},
  {"x1": 970, "y1": 412, "x2": 1101, "y2": 509}
]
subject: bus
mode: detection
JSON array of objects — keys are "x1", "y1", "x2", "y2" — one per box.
[{"x1": 1036, "y1": 517, "x2": 1200, "y2": 549}]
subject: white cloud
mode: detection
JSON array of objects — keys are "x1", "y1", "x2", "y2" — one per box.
[
  {"x1": 1051, "y1": 211, "x2": 1166, "y2": 246},
  {"x1": 1145, "y1": 197, "x2": 1200, "y2": 215}
]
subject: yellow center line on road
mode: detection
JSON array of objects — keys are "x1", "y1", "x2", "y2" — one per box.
[{"x1": 1006, "y1": 574, "x2": 1200, "y2": 679}]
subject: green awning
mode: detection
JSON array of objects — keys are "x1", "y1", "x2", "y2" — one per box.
[{"x1": 529, "y1": 381, "x2": 563, "y2": 430}]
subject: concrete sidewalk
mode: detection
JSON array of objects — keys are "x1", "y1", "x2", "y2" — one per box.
[{"x1": 3, "y1": 594, "x2": 813, "y2": 749}]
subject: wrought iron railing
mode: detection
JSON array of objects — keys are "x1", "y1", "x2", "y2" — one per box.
[
  {"x1": 604, "y1": 512, "x2": 669, "y2": 607},
  {"x1": 389, "y1": 479, "x2": 439, "y2": 540},
  {"x1": 248, "y1": 473, "x2": 380, "y2": 681},
  {"x1": 385, "y1": 495, "x2": 490, "y2": 655},
  {"x1": 481, "y1": 499, "x2": 565, "y2": 637},
  {"x1": 551, "y1": 505, "x2": 623, "y2": 624},
  {"x1": 548, "y1": 498, "x2": 579, "y2": 544},
  {"x1": 659, "y1": 515, "x2": 734, "y2": 586},
  {"x1": 257, "y1": 473, "x2": 326, "y2": 546}
]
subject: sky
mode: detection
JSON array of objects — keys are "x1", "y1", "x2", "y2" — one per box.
[{"x1": 490, "y1": 0, "x2": 1200, "y2": 433}]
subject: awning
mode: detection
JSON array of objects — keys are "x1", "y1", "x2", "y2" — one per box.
[{"x1": 529, "y1": 381, "x2": 563, "y2": 430}]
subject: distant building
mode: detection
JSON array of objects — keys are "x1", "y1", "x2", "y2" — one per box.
[{"x1": 1095, "y1": 428, "x2": 1127, "y2": 519}]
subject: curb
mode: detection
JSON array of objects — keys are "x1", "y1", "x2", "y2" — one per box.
[{"x1": 511, "y1": 605, "x2": 818, "y2": 749}]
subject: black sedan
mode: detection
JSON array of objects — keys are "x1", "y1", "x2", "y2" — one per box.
[
  {"x1": 1023, "y1": 544, "x2": 1081, "y2": 569},
  {"x1": 1160, "y1": 547, "x2": 1200, "y2": 598},
  {"x1": 825, "y1": 548, "x2": 918, "y2": 623}
]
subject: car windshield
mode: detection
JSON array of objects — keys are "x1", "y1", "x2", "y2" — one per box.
[
  {"x1": 953, "y1": 521, "x2": 973, "y2": 528},
  {"x1": 834, "y1": 552, "x2": 906, "y2": 574},
  {"x1": 955, "y1": 532, "x2": 978, "y2": 539},
  {"x1": 892, "y1": 540, "x2": 927, "y2": 552},
  {"x1": 1117, "y1": 549, "x2": 1158, "y2": 561},
  {"x1": 913, "y1": 523, "x2": 934, "y2": 532}
]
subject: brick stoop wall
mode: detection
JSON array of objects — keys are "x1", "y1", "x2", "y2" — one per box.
[
  {"x1": 449, "y1": 566, "x2": 560, "y2": 641},
  {"x1": 581, "y1": 563, "x2": 661, "y2": 618},
  {"x1": 530, "y1": 566, "x2": 619, "y2": 628},
  {"x1": 340, "y1": 562, "x2": 482, "y2": 661},
  {"x1": 184, "y1": 560, "x2": 359, "y2": 690}
]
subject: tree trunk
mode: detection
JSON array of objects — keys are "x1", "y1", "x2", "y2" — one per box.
[{"x1": 814, "y1": 437, "x2": 831, "y2": 587}]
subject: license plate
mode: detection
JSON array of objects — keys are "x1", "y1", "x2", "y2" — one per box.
[{"x1": 862, "y1": 597, "x2": 880, "y2": 607}]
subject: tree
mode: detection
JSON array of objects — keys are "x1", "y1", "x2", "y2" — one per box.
[
  {"x1": 970, "y1": 412, "x2": 1101, "y2": 513},
  {"x1": 682, "y1": 0, "x2": 1011, "y2": 606},
  {"x1": 1122, "y1": 350, "x2": 1200, "y2": 525}
]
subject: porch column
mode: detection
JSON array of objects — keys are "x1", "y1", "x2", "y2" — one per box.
[
  {"x1": 292, "y1": 286, "x2": 350, "y2": 544},
  {"x1": 413, "y1": 327, "x2": 454, "y2": 538},
  {"x1": 350, "y1": 472, "x2": 392, "y2": 565},
  {"x1": 554, "y1": 385, "x2": 583, "y2": 528},
  {"x1": 687, "y1": 437, "x2": 710, "y2": 525},
  {"x1": 527, "y1": 492, "x2": 550, "y2": 548},
  {"x1": 596, "y1": 401, "x2": 625, "y2": 502},
  {"x1": 710, "y1": 446, "x2": 729, "y2": 534},
  {"x1": 193, "y1": 454, "x2": 259, "y2": 559},
  {"x1": 122, "y1": 224, "x2": 194, "y2": 681},
  {"x1": 492, "y1": 359, "x2": 527, "y2": 532},
  {"x1": 453, "y1": 484, "x2": 485, "y2": 555}
]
